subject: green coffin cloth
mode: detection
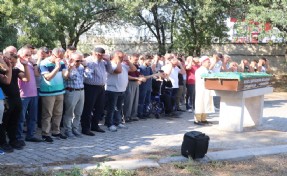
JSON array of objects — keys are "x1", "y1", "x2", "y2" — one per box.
[{"x1": 201, "y1": 72, "x2": 272, "y2": 81}]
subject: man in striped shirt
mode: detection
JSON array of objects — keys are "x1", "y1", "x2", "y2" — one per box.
[
  {"x1": 81, "y1": 47, "x2": 113, "y2": 136},
  {"x1": 39, "y1": 48, "x2": 72, "y2": 142},
  {"x1": 63, "y1": 52, "x2": 92, "y2": 138}
]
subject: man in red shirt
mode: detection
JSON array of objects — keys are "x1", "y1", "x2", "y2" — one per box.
[{"x1": 185, "y1": 56, "x2": 200, "y2": 113}]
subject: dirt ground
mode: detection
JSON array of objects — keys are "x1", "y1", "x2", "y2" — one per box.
[
  {"x1": 135, "y1": 153, "x2": 287, "y2": 176},
  {"x1": 0, "y1": 153, "x2": 286, "y2": 176}
]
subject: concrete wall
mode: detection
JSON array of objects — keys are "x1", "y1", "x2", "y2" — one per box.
[
  {"x1": 202, "y1": 44, "x2": 287, "y2": 75},
  {"x1": 81, "y1": 42, "x2": 287, "y2": 75}
]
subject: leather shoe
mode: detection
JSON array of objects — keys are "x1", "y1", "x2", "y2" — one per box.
[
  {"x1": 82, "y1": 131, "x2": 95, "y2": 136},
  {"x1": 25, "y1": 137, "x2": 43, "y2": 142},
  {"x1": 91, "y1": 127, "x2": 105, "y2": 133},
  {"x1": 194, "y1": 121, "x2": 205, "y2": 126}
]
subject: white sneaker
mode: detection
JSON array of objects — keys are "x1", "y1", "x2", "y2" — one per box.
[
  {"x1": 108, "y1": 125, "x2": 117, "y2": 132},
  {"x1": 117, "y1": 124, "x2": 128, "y2": 129},
  {"x1": 187, "y1": 109, "x2": 193, "y2": 113}
]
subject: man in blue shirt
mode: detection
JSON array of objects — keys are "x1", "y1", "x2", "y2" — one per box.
[{"x1": 138, "y1": 55, "x2": 154, "y2": 119}]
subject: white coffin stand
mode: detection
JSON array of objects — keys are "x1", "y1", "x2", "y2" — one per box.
[{"x1": 214, "y1": 87, "x2": 273, "y2": 132}]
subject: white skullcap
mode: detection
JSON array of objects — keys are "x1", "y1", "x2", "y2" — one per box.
[{"x1": 199, "y1": 56, "x2": 210, "y2": 63}]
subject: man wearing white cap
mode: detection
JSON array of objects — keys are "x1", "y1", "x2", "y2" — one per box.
[{"x1": 194, "y1": 56, "x2": 214, "y2": 125}]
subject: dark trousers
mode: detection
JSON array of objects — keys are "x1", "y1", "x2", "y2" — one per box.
[
  {"x1": 160, "y1": 94, "x2": 173, "y2": 114},
  {"x1": 105, "y1": 91, "x2": 124, "y2": 127},
  {"x1": 81, "y1": 84, "x2": 105, "y2": 132},
  {"x1": 138, "y1": 87, "x2": 151, "y2": 117},
  {"x1": 171, "y1": 88, "x2": 178, "y2": 111},
  {"x1": 186, "y1": 84, "x2": 195, "y2": 110},
  {"x1": 0, "y1": 98, "x2": 22, "y2": 145}
]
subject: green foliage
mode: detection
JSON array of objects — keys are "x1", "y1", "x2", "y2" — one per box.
[
  {"x1": 173, "y1": 160, "x2": 204, "y2": 175},
  {"x1": 55, "y1": 167, "x2": 82, "y2": 176},
  {"x1": 0, "y1": 0, "x2": 117, "y2": 49},
  {"x1": 232, "y1": 0, "x2": 287, "y2": 43},
  {"x1": 116, "y1": 0, "x2": 172, "y2": 54},
  {"x1": 98, "y1": 166, "x2": 135, "y2": 176},
  {"x1": 173, "y1": 0, "x2": 229, "y2": 56},
  {"x1": 0, "y1": 14, "x2": 18, "y2": 50}
]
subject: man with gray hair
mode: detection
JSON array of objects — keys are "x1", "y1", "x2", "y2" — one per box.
[
  {"x1": 39, "y1": 48, "x2": 72, "y2": 142},
  {"x1": 3, "y1": 46, "x2": 17, "y2": 55},
  {"x1": 63, "y1": 52, "x2": 92, "y2": 138},
  {"x1": 16, "y1": 47, "x2": 42, "y2": 143}
]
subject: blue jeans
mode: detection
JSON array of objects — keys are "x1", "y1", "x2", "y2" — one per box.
[
  {"x1": 17, "y1": 96, "x2": 38, "y2": 140},
  {"x1": 138, "y1": 87, "x2": 151, "y2": 117},
  {"x1": 105, "y1": 91, "x2": 125, "y2": 127}
]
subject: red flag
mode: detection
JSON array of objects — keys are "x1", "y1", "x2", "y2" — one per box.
[
  {"x1": 230, "y1": 17, "x2": 237, "y2": 22},
  {"x1": 265, "y1": 22, "x2": 271, "y2": 31}
]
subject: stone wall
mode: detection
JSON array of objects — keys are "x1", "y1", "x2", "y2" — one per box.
[
  {"x1": 202, "y1": 44, "x2": 287, "y2": 75},
  {"x1": 86, "y1": 42, "x2": 287, "y2": 75}
]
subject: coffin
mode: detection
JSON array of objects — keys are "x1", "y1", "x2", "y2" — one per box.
[{"x1": 202, "y1": 72, "x2": 272, "y2": 91}]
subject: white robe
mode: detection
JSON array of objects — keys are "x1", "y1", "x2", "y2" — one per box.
[{"x1": 195, "y1": 66, "x2": 214, "y2": 114}]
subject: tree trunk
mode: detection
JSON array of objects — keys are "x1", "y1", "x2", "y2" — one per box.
[
  {"x1": 68, "y1": 35, "x2": 80, "y2": 48},
  {"x1": 158, "y1": 43, "x2": 166, "y2": 55},
  {"x1": 59, "y1": 34, "x2": 67, "y2": 50}
]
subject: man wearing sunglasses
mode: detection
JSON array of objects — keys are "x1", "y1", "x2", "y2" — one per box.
[{"x1": 63, "y1": 52, "x2": 92, "y2": 138}]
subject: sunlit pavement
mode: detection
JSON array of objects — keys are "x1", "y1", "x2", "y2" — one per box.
[{"x1": 0, "y1": 92, "x2": 286, "y2": 166}]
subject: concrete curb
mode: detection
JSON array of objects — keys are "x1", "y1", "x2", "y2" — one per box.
[
  {"x1": 23, "y1": 144, "x2": 287, "y2": 173},
  {"x1": 206, "y1": 144, "x2": 287, "y2": 161},
  {"x1": 24, "y1": 159, "x2": 160, "y2": 173}
]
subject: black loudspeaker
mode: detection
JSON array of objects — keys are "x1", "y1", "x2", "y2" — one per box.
[{"x1": 181, "y1": 131, "x2": 210, "y2": 159}]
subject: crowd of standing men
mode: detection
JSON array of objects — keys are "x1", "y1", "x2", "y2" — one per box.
[{"x1": 0, "y1": 45, "x2": 270, "y2": 154}]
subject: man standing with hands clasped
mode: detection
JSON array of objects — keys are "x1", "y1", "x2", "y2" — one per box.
[
  {"x1": 105, "y1": 51, "x2": 137, "y2": 132},
  {"x1": 0, "y1": 50, "x2": 30, "y2": 151},
  {"x1": 194, "y1": 56, "x2": 214, "y2": 125},
  {"x1": 81, "y1": 47, "x2": 113, "y2": 136},
  {"x1": 63, "y1": 52, "x2": 92, "y2": 138},
  {"x1": 39, "y1": 48, "x2": 72, "y2": 142}
]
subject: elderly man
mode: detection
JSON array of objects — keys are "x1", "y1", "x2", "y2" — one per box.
[
  {"x1": 81, "y1": 47, "x2": 113, "y2": 136},
  {"x1": 3, "y1": 46, "x2": 17, "y2": 55},
  {"x1": 105, "y1": 51, "x2": 136, "y2": 132},
  {"x1": 39, "y1": 48, "x2": 72, "y2": 142},
  {"x1": 194, "y1": 56, "x2": 214, "y2": 125},
  {"x1": 17, "y1": 47, "x2": 42, "y2": 143},
  {"x1": 63, "y1": 52, "x2": 92, "y2": 138}
]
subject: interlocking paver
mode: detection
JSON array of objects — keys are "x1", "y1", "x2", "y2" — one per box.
[{"x1": 0, "y1": 92, "x2": 286, "y2": 166}]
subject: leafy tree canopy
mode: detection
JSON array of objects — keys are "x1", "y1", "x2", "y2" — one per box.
[{"x1": 0, "y1": 0, "x2": 117, "y2": 49}]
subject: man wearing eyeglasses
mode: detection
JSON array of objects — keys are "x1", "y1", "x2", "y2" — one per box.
[
  {"x1": 16, "y1": 47, "x2": 43, "y2": 144},
  {"x1": 81, "y1": 47, "x2": 113, "y2": 136},
  {"x1": 39, "y1": 48, "x2": 72, "y2": 142},
  {"x1": 34, "y1": 47, "x2": 49, "y2": 128},
  {"x1": 63, "y1": 52, "x2": 92, "y2": 138}
]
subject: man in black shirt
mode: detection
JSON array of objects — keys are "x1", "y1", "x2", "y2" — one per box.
[
  {"x1": 152, "y1": 70, "x2": 174, "y2": 116},
  {"x1": 0, "y1": 52, "x2": 30, "y2": 151}
]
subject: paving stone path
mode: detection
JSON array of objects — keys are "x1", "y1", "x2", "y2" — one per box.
[{"x1": 0, "y1": 92, "x2": 286, "y2": 166}]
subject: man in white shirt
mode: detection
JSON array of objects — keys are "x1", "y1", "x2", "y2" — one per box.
[
  {"x1": 162, "y1": 54, "x2": 186, "y2": 112},
  {"x1": 105, "y1": 51, "x2": 136, "y2": 132}
]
